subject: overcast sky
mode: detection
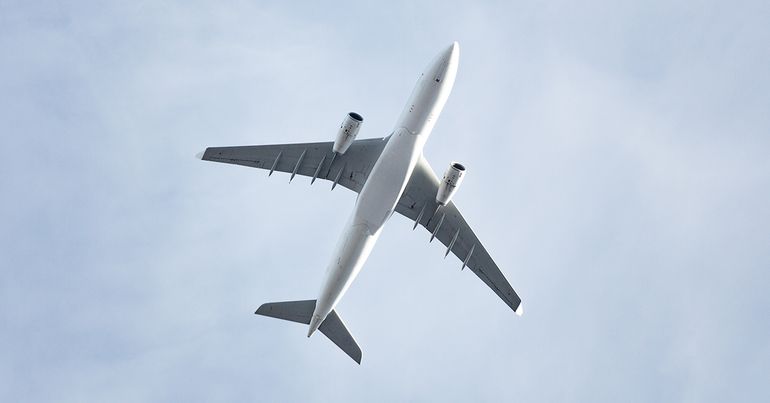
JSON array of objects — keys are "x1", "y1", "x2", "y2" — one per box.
[{"x1": 1, "y1": 1, "x2": 769, "y2": 402}]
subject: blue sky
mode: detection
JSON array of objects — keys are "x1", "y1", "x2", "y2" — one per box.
[{"x1": 1, "y1": 1, "x2": 769, "y2": 401}]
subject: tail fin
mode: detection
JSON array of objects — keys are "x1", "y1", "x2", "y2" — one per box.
[{"x1": 255, "y1": 300, "x2": 362, "y2": 364}]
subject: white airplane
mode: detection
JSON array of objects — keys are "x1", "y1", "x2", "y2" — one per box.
[{"x1": 198, "y1": 42, "x2": 522, "y2": 364}]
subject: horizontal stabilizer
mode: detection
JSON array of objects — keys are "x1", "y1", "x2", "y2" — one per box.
[
  {"x1": 255, "y1": 300, "x2": 315, "y2": 324},
  {"x1": 318, "y1": 310, "x2": 362, "y2": 364},
  {"x1": 255, "y1": 300, "x2": 362, "y2": 364}
]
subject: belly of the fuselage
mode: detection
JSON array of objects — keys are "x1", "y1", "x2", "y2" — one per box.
[
  {"x1": 313, "y1": 132, "x2": 420, "y2": 320},
  {"x1": 353, "y1": 130, "x2": 421, "y2": 232}
]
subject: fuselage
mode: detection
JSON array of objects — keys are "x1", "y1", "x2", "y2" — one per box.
[{"x1": 308, "y1": 43, "x2": 460, "y2": 336}]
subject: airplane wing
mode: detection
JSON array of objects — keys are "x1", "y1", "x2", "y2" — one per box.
[
  {"x1": 198, "y1": 138, "x2": 388, "y2": 193},
  {"x1": 395, "y1": 156, "x2": 523, "y2": 315}
]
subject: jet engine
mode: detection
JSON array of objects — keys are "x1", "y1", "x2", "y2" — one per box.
[
  {"x1": 333, "y1": 112, "x2": 363, "y2": 154},
  {"x1": 436, "y1": 162, "x2": 466, "y2": 205}
]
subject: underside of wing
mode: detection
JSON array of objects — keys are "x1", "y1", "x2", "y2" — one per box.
[
  {"x1": 198, "y1": 138, "x2": 387, "y2": 193},
  {"x1": 395, "y1": 156, "x2": 523, "y2": 314}
]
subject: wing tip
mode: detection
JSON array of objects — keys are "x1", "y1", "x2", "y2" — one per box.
[
  {"x1": 195, "y1": 149, "x2": 206, "y2": 160},
  {"x1": 514, "y1": 302, "x2": 524, "y2": 317}
]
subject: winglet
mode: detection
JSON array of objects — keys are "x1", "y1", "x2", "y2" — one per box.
[{"x1": 515, "y1": 303, "x2": 524, "y2": 317}]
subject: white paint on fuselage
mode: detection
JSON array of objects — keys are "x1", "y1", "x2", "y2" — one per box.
[{"x1": 308, "y1": 42, "x2": 460, "y2": 336}]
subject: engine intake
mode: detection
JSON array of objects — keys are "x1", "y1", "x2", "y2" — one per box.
[
  {"x1": 436, "y1": 162, "x2": 466, "y2": 205},
  {"x1": 333, "y1": 112, "x2": 363, "y2": 154}
]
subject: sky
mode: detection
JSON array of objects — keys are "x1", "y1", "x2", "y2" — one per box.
[{"x1": 1, "y1": 0, "x2": 769, "y2": 401}]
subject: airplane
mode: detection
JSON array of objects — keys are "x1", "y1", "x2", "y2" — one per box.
[{"x1": 197, "y1": 42, "x2": 522, "y2": 364}]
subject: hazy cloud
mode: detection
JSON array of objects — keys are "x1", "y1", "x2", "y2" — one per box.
[{"x1": 1, "y1": 1, "x2": 768, "y2": 402}]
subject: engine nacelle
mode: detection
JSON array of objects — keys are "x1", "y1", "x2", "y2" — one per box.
[
  {"x1": 436, "y1": 162, "x2": 466, "y2": 205},
  {"x1": 333, "y1": 112, "x2": 363, "y2": 154}
]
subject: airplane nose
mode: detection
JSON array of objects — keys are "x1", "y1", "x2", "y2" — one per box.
[
  {"x1": 446, "y1": 41, "x2": 459, "y2": 59},
  {"x1": 442, "y1": 41, "x2": 460, "y2": 71},
  {"x1": 441, "y1": 41, "x2": 459, "y2": 77},
  {"x1": 422, "y1": 42, "x2": 460, "y2": 86}
]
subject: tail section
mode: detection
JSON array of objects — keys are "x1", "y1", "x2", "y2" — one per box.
[
  {"x1": 256, "y1": 300, "x2": 316, "y2": 324},
  {"x1": 317, "y1": 310, "x2": 361, "y2": 364},
  {"x1": 255, "y1": 300, "x2": 362, "y2": 364}
]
